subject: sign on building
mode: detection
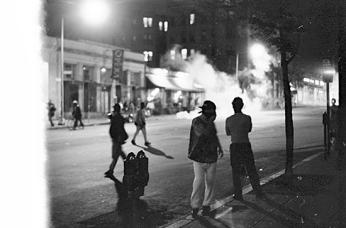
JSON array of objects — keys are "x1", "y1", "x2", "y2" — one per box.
[{"x1": 112, "y1": 49, "x2": 124, "y2": 79}]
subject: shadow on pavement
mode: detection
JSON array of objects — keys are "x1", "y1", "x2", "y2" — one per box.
[
  {"x1": 194, "y1": 215, "x2": 231, "y2": 228},
  {"x1": 136, "y1": 145, "x2": 174, "y2": 159},
  {"x1": 78, "y1": 175, "x2": 170, "y2": 228}
]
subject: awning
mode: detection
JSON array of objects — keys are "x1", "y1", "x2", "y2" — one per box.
[{"x1": 146, "y1": 68, "x2": 204, "y2": 92}]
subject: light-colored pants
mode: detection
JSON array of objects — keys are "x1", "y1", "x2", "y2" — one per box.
[{"x1": 190, "y1": 161, "x2": 217, "y2": 209}]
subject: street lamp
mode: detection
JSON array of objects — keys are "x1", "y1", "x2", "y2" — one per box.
[{"x1": 57, "y1": 0, "x2": 109, "y2": 125}]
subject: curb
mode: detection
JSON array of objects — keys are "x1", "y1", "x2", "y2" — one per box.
[
  {"x1": 163, "y1": 150, "x2": 323, "y2": 228},
  {"x1": 47, "y1": 121, "x2": 109, "y2": 130}
]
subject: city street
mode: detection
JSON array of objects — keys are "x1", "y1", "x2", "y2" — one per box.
[{"x1": 47, "y1": 106, "x2": 325, "y2": 227}]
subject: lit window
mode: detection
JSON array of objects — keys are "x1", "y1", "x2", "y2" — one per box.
[
  {"x1": 170, "y1": 49, "x2": 175, "y2": 60},
  {"x1": 143, "y1": 17, "x2": 148, "y2": 28},
  {"x1": 148, "y1": 17, "x2": 153, "y2": 27},
  {"x1": 164, "y1": 21, "x2": 168, "y2": 32},
  {"x1": 143, "y1": 51, "x2": 153, "y2": 62},
  {"x1": 190, "y1": 49, "x2": 195, "y2": 55},
  {"x1": 190, "y1": 13, "x2": 195, "y2": 25},
  {"x1": 158, "y1": 21, "x2": 163, "y2": 31},
  {"x1": 181, "y1": 48, "x2": 187, "y2": 60}
]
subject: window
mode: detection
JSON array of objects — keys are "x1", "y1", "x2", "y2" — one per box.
[
  {"x1": 190, "y1": 49, "x2": 195, "y2": 56},
  {"x1": 159, "y1": 21, "x2": 163, "y2": 31},
  {"x1": 190, "y1": 13, "x2": 195, "y2": 25},
  {"x1": 148, "y1": 17, "x2": 153, "y2": 27},
  {"x1": 170, "y1": 49, "x2": 175, "y2": 60},
  {"x1": 63, "y1": 63, "x2": 76, "y2": 79},
  {"x1": 143, "y1": 51, "x2": 153, "y2": 62},
  {"x1": 143, "y1": 17, "x2": 152, "y2": 28},
  {"x1": 83, "y1": 65, "x2": 93, "y2": 81},
  {"x1": 189, "y1": 32, "x2": 195, "y2": 42},
  {"x1": 164, "y1": 21, "x2": 168, "y2": 32},
  {"x1": 143, "y1": 17, "x2": 148, "y2": 28},
  {"x1": 181, "y1": 48, "x2": 187, "y2": 60},
  {"x1": 181, "y1": 31, "x2": 186, "y2": 43}
]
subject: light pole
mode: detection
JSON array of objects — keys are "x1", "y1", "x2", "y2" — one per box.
[
  {"x1": 58, "y1": 17, "x2": 65, "y2": 125},
  {"x1": 54, "y1": 0, "x2": 110, "y2": 125}
]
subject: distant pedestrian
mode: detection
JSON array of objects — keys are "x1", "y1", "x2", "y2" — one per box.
[
  {"x1": 225, "y1": 97, "x2": 264, "y2": 200},
  {"x1": 188, "y1": 100, "x2": 223, "y2": 218},
  {"x1": 48, "y1": 100, "x2": 56, "y2": 127},
  {"x1": 72, "y1": 100, "x2": 84, "y2": 130},
  {"x1": 105, "y1": 103, "x2": 128, "y2": 177},
  {"x1": 131, "y1": 102, "x2": 151, "y2": 146},
  {"x1": 330, "y1": 98, "x2": 338, "y2": 139}
]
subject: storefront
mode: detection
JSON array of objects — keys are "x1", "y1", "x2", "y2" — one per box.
[
  {"x1": 43, "y1": 36, "x2": 146, "y2": 119},
  {"x1": 145, "y1": 68, "x2": 205, "y2": 114}
]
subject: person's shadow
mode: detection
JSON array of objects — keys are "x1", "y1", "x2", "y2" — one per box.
[
  {"x1": 136, "y1": 145, "x2": 174, "y2": 159},
  {"x1": 106, "y1": 174, "x2": 155, "y2": 228}
]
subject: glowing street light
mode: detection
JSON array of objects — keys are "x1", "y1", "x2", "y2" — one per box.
[
  {"x1": 249, "y1": 43, "x2": 266, "y2": 60},
  {"x1": 79, "y1": 0, "x2": 110, "y2": 26}
]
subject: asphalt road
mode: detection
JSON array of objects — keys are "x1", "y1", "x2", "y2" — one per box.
[{"x1": 47, "y1": 106, "x2": 325, "y2": 227}]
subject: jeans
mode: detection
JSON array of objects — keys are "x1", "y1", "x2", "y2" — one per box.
[
  {"x1": 190, "y1": 161, "x2": 217, "y2": 209},
  {"x1": 230, "y1": 143, "x2": 262, "y2": 197}
]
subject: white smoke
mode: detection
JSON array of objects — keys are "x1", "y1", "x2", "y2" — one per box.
[{"x1": 176, "y1": 48, "x2": 275, "y2": 119}]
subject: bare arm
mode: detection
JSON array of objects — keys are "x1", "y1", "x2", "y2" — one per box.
[{"x1": 225, "y1": 118, "x2": 231, "y2": 136}]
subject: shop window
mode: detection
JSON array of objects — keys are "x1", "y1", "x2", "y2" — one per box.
[
  {"x1": 143, "y1": 51, "x2": 153, "y2": 62},
  {"x1": 84, "y1": 82, "x2": 97, "y2": 112}
]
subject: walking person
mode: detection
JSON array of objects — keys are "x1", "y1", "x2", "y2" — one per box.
[
  {"x1": 105, "y1": 103, "x2": 128, "y2": 177},
  {"x1": 131, "y1": 102, "x2": 151, "y2": 146},
  {"x1": 72, "y1": 100, "x2": 84, "y2": 130},
  {"x1": 48, "y1": 100, "x2": 56, "y2": 127},
  {"x1": 188, "y1": 100, "x2": 223, "y2": 218},
  {"x1": 225, "y1": 97, "x2": 264, "y2": 200}
]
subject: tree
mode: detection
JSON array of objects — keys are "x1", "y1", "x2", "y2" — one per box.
[{"x1": 244, "y1": 0, "x2": 305, "y2": 174}]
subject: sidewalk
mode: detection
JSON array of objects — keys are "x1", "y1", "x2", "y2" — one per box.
[
  {"x1": 166, "y1": 149, "x2": 346, "y2": 228},
  {"x1": 46, "y1": 114, "x2": 177, "y2": 130}
]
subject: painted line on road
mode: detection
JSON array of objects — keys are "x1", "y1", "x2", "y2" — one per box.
[{"x1": 164, "y1": 150, "x2": 323, "y2": 228}]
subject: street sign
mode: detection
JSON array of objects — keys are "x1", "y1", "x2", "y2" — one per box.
[
  {"x1": 112, "y1": 49, "x2": 124, "y2": 79},
  {"x1": 322, "y1": 59, "x2": 334, "y2": 83}
]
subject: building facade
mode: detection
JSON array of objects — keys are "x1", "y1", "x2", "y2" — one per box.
[{"x1": 42, "y1": 36, "x2": 146, "y2": 119}]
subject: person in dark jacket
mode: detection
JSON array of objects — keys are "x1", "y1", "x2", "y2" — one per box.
[
  {"x1": 225, "y1": 97, "x2": 264, "y2": 200},
  {"x1": 105, "y1": 103, "x2": 128, "y2": 177},
  {"x1": 72, "y1": 100, "x2": 84, "y2": 130},
  {"x1": 188, "y1": 100, "x2": 223, "y2": 218},
  {"x1": 48, "y1": 100, "x2": 56, "y2": 127}
]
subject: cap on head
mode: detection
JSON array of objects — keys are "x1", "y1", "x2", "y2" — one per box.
[
  {"x1": 232, "y1": 97, "x2": 244, "y2": 110},
  {"x1": 199, "y1": 100, "x2": 216, "y2": 112},
  {"x1": 73, "y1": 100, "x2": 78, "y2": 104}
]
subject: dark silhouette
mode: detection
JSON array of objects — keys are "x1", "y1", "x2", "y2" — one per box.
[
  {"x1": 48, "y1": 100, "x2": 56, "y2": 127},
  {"x1": 104, "y1": 103, "x2": 127, "y2": 178},
  {"x1": 188, "y1": 100, "x2": 223, "y2": 218},
  {"x1": 131, "y1": 102, "x2": 151, "y2": 146},
  {"x1": 72, "y1": 100, "x2": 84, "y2": 130},
  {"x1": 225, "y1": 97, "x2": 264, "y2": 200}
]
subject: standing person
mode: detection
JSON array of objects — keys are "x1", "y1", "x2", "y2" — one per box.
[
  {"x1": 188, "y1": 100, "x2": 224, "y2": 218},
  {"x1": 48, "y1": 100, "x2": 56, "y2": 127},
  {"x1": 105, "y1": 103, "x2": 128, "y2": 177},
  {"x1": 131, "y1": 102, "x2": 151, "y2": 146},
  {"x1": 330, "y1": 98, "x2": 338, "y2": 140},
  {"x1": 72, "y1": 100, "x2": 84, "y2": 130},
  {"x1": 225, "y1": 97, "x2": 264, "y2": 200}
]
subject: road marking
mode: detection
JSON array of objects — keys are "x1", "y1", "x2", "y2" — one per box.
[{"x1": 163, "y1": 150, "x2": 323, "y2": 228}]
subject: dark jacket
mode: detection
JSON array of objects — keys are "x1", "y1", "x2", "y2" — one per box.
[
  {"x1": 72, "y1": 105, "x2": 82, "y2": 119},
  {"x1": 109, "y1": 112, "x2": 128, "y2": 142},
  {"x1": 188, "y1": 115, "x2": 218, "y2": 163}
]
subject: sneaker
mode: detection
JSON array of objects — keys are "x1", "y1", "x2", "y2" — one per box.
[
  {"x1": 144, "y1": 141, "x2": 151, "y2": 146},
  {"x1": 131, "y1": 140, "x2": 136, "y2": 145},
  {"x1": 233, "y1": 194, "x2": 243, "y2": 201},
  {"x1": 191, "y1": 208, "x2": 199, "y2": 218},
  {"x1": 201, "y1": 206, "x2": 211, "y2": 216},
  {"x1": 104, "y1": 170, "x2": 113, "y2": 178}
]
